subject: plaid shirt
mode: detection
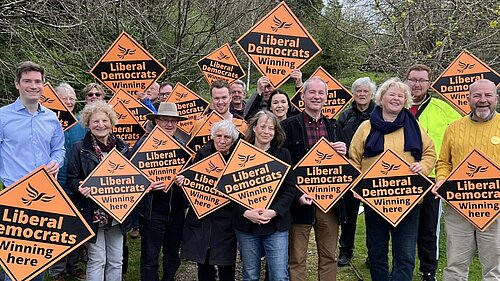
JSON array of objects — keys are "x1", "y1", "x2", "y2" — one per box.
[{"x1": 303, "y1": 112, "x2": 328, "y2": 148}]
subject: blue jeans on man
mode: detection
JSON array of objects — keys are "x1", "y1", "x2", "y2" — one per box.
[
  {"x1": 236, "y1": 230, "x2": 289, "y2": 281},
  {"x1": 365, "y1": 205, "x2": 420, "y2": 281}
]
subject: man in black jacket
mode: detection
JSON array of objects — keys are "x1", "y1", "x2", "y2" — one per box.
[
  {"x1": 336, "y1": 77, "x2": 376, "y2": 267},
  {"x1": 282, "y1": 76, "x2": 347, "y2": 281}
]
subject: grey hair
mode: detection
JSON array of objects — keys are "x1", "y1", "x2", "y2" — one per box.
[
  {"x1": 374, "y1": 78, "x2": 412, "y2": 109},
  {"x1": 232, "y1": 80, "x2": 246, "y2": 93},
  {"x1": 351, "y1": 77, "x2": 376, "y2": 96},
  {"x1": 55, "y1": 82, "x2": 76, "y2": 96},
  {"x1": 303, "y1": 76, "x2": 328, "y2": 93},
  {"x1": 210, "y1": 119, "x2": 239, "y2": 141}
]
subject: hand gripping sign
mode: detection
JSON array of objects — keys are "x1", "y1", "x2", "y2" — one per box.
[
  {"x1": 236, "y1": 1, "x2": 322, "y2": 88},
  {"x1": 0, "y1": 167, "x2": 93, "y2": 281},
  {"x1": 290, "y1": 66, "x2": 354, "y2": 119},
  {"x1": 178, "y1": 152, "x2": 230, "y2": 219},
  {"x1": 431, "y1": 49, "x2": 500, "y2": 115},
  {"x1": 436, "y1": 149, "x2": 500, "y2": 231},
  {"x1": 79, "y1": 148, "x2": 151, "y2": 223},
  {"x1": 130, "y1": 126, "x2": 193, "y2": 193},
  {"x1": 351, "y1": 149, "x2": 434, "y2": 227},
  {"x1": 293, "y1": 137, "x2": 361, "y2": 213},
  {"x1": 215, "y1": 140, "x2": 290, "y2": 210},
  {"x1": 41, "y1": 83, "x2": 79, "y2": 132}
]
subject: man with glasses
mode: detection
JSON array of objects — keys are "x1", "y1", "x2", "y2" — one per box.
[
  {"x1": 405, "y1": 64, "x2": 461, "y2": 281},
  {"x1": 159, "y1": 82, "x2": 174, "y2": 103}
]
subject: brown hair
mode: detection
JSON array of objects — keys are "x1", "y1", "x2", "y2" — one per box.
[
  {"x1": 245, "y1": 110, "x2": 286, "y2": 148},
  {"x1": 15, "y1": 61, "x2": 45, "y2": 83},
  {"x1": 405, "y1": 64, "x2": 432, "y2": 80},
  {"x1": 210, "y1": 80, "x2": 230, "y2": 96}
]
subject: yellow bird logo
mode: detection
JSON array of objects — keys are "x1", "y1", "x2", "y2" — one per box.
[
  {"x1": 117, "y1": 45, "x2": 136, "y2": 59},
  {"x1": 238, "y1": 154, "x2": 256, "y2": 167},
  {"x1": 40, "y1": 95, "x2": 54, "y2": 104},
  {"x1": 108, "y1": 161, "x2": 125, "y2": 174},
  {"x1": 466, "y1": 162, "x2": 488, "y2": 177},
  {"x1": 175, "y1": 92, "x2": 188, "y2": 101},
  {"x1": 457, "y1": 61, "x2": 475, "y2": 73},
  {"x1": 21, "y1": 183, "x2": 55, "y2": 206},
  {"x1": 152, "y1": 137, "x2": 168, "y2": 149},
  {"x1": 205, "y1": 161, "x2": 222, "y2": 174},
  {"x1": 315, "y1": 150, "x2": 333, "y2": 164},
  {"x1": 218, "y1": 51, "x2": 230, "y2": 60},
  {"x1": 381, "y1": 161, "x2": 401, "y2": 175},
  {"x1": 271, "y1": 16, "x2": 293, "y2": 32}
]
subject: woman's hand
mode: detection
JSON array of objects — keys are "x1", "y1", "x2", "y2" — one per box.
[
  {"x1": 331, "y1": 141, "x2": 347, "y2": 156},
  {"x1": 409, "y1": 162, "x2": 424, "y2": 174},
  {"x1": 78, "y1": 186, "x2": 91, "y2": 198},
  {"x1": 243, "y1": 209, "x2": 271, "y2": 225},
  {"x1": 147, "y1": 180, "x2": 166, "y2": 192},
  {"x1": 175, "y1": 175, "x2": 185, "y2": 187},
  {"x1": 298, "y1": 194, "x2": 313, "y2": 205}
]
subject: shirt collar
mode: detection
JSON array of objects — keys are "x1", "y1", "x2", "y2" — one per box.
[
  {"x1": 303, "y1": 111, "x2": 323, "y2": 124},
  {"x1": 14, "y1": 98, "x2": 44, "y2": 113}
]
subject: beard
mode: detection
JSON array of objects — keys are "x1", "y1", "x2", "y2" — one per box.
[{"x1": 473, "y1": 106, "x2": 494, "y2": 120}]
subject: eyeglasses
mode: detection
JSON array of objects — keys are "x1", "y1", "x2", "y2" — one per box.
[
  {"x1": 87, "y1": 92, "x2": 102, "y2": 98},
  {"x1": 407, "y1": 79, "x2": 430, "y2": 84}
]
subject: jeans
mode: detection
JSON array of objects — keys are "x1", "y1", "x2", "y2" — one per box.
[
  {"x1": 236, "y1": 230, "x2": 289, "y2": 281},
  {"x1": 86, "y1": 225, "x2": 123, "y2": 281},
  {"x1": 140, "y1": 212, "x2": 184, "y2": 281},
  {"x1": 365, "y1": 205, "x2": 420, "y2": 281}
]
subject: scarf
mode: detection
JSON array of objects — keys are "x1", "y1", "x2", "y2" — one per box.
[
  {"x1": 90, "y1": 133, "x2": 116, "y2": 227},
  {"x1": 364, "y1": 106, "x2": 423, "y2": 161}
]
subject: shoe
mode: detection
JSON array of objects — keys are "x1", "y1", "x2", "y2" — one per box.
[
  {"x1": 337, "y1": 254, "x2": 352, "y2": 267},
  {"x1": 129, "y1": 227, "x2": 140, "y2": 239},
  {"x1": 422, "y1": 272, "x2": 437, "y2": 281},
  {"x1": 68, "y1": 268, "x2": 86, "y2": 280},
  {"x1": 52, "y1": 274, "x2": 66, "y2": 281}
]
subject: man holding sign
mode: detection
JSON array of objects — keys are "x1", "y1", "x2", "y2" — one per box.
[
  {"x1": 434, "y1": 79, "x2": 500, "y2": 281},
  {"x1": 0, "y1": 61, "x2": 65, "y2": 281},
  {"x1": 282, "y1": 76, "x2": 347, "y2": 280}
]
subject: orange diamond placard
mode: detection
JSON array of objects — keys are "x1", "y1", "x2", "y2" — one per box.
[
  {"x1": 164, "y1": 83, "x2": 209, "y2": 135},
  {"x1": 215, "y1": 140, "x2": 291, "y2": 210},
  {"x1": 198, "y1": 43, "x2": 246, "y2": 85},
  {"x1": 109, "y1": 89, "x2": 154, "y2": 127},
  {"x1": 293, "y1": 137, "x2": 361, "y2": 213},
  {"x1": 431, "y1": 50, "x2": 500, "y2": 115},
  {"x1": 41, "y1": 83, "x2": 78, "y2": 131},
  {"x1": 186, "y1": 111, "x2": 224, "y2": 153},
  {"x1": 236, "y1": 1, "x2": 322, "y2": 88},
  {"x1": 436, "y1": 149, "x2": 500, "y2": 231},
  {"x1": 0, "y1": 167, "x2": 93, "y2": 281},
  {"x1": 112, "y1": 101, "x2": 146, "y2": 148},
  {"x1": 90, "y1": 31, "x2": 166, "y2": 96},
  {"x1": 80, "y1": 148, "x2": 151, "y2": 223},
  {"x1": 179, "y1": 152, "x2": 230, "y2": 219},
  {"x1": 352, "y1": 149, "x2": 434, "y2": 227},
  {"x1": 291, "y1": 66, "x2": 353, "y2": 118},
  {"x1": 130, "y1": 126, "x2": 192, "y2": 193}
]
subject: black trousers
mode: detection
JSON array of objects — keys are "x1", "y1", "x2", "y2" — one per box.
[
  {"x1": 339, "y1": 190, "x2": 361, "y2": 257},
  {"x1": 417, "y1": 191, "x2": 440, "y2": 273},
  {"x1": 197, "y1": 262, "x2": 235, "y2": 281}
]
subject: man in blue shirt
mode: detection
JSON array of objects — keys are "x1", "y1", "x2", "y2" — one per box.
[{"x1": 0, "y1": 61, "x2": 65, "y2": 281}]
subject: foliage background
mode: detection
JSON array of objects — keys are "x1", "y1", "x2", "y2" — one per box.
[{"x1": 1, "y1": 0, "x2": 498, "y2": 105}]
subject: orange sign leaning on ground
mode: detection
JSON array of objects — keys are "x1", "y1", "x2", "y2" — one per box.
[
  {"x1": 130, "y1": 126, "x2": 192, "y2": 193},
  {"x1": 352, "y1": 149, "x2": 434, "y2": 227},
  {"x1": 41, "y1": 83, "x2": 78, "y2": 132},
  {"x1": 108, "y1": 89, "x2": 154, "y2": 127},
  {"x1": 90, "y1": 31, "x2": 166, "y2": 97},
  {"x1": 179, "y1": 152, "x2": 230, "y2": 219},
  {"x1": 0, "y1": 167, "x2": 93, "y2": 281},
  {"x1": 79, "y1": 148, "x2": 151, "y2": 223},
  {"x1": 293, "y1": 137, "x2": 361, "y2": 213},
  {"x1": 164, "y1": 83, "x2": 209, "y2": 135},
  {"x1": 436, "y1": 149, "x2": 500, "y2": 231},
  {"x1": 111, "y1": 101, "x2": 146, "y2": 148},
  {"x1": 236, "y1": 1, "x2": 322, "y2": 88},
  {"x1": 431, "y1": 50, "x2": 500, "y2": 115},
  {"x1": 186, "y1": 111, "x2": 224, "y2": 153},
  {"x1": 290, "y1": 66, "x2": 353, "y2": 119},
  {"x1": 215, "y1": 140, "x2": 290, "y2": 210},
  {"x1": 198, "y1": 43, "x2": 246, "y2": 86}
]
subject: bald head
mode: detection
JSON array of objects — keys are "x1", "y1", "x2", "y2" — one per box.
[{"x1": 468, "y1": 79, "x2": 498, "y2": 122}]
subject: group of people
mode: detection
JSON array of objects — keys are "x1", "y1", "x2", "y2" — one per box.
[{"x1": 0, "y1": 60, "x2": 498, "y2": 281}]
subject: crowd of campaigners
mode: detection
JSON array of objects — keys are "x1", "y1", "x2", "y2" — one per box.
[{"x1": 0, "y1": 61, "x2": 498, "y2": 281}]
